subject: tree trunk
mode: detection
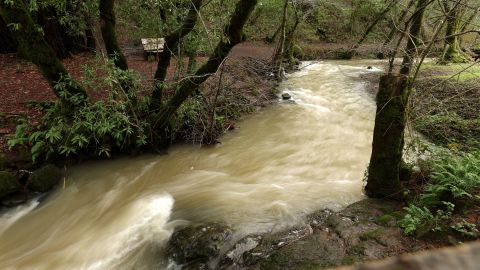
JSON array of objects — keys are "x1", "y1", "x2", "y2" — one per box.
[
  {"x1": 0, "y1": 16, "x2": 17, "y2": 53},
  {"x1": 366, "y1": 0, "x2": 429, "y2": 199},
  {"x1": 152, "y1": 0, "x2": 258, "y2": 131},
  {"x1": 85, "y1": 26, "x2": 96, "y2": 51},
  {"x1": 459, "y1": 7, "x2": 479, "y2": 48},
  {"x1": 353, "y1": 0, "x2": 398, "y2": 50},
  {"x1": 0, "y1": 1, "x2": 87, "y2": 107},
  {"x1": 274, "y1": 0, "x2": 289, "y2": 79},
  {"x1": 382, "y1": 0, "x2": 416, "y2": 48},
  {"x1": 36, "y1": 8, "x2": 70, "y2": 59},
  {"x1": 365, "y1": 74, "x2": 410, "y2": 198},
  {"x1": 99, "y1": 0, "x2": 128, "y2": 70},
  {"x1": 439, "y1": 1, "x2": 471, "y2": 63},
  {"x1": 150, "y1": 0, "x2": 203, "y2": 110}
]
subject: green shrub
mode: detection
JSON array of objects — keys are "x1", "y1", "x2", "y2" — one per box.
[
  {"x1": 399, "y1": 202, "x2": 453, "y2": 236},
  {"x1": 8, "y1": 60, "x2": 150, "y2": 162},
  {"x1": 400, "y1": 151, "x2": 480, "y2": 237},
  {"x1": 421, "y1": 151, "x2": 480, "y2": 207}
]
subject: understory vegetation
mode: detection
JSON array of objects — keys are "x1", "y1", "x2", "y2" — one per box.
[{"x1": 400, "y1": 66, "x2": 480, "y2": 240}]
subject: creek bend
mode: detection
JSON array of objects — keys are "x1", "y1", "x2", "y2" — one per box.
[{"x1": 0, "y1": 61, "x2": 382, "y2": 269}]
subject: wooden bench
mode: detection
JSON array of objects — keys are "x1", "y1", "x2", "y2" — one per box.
[{"x1": 141, "y1": 38, "x2": 165, "y2": 59}]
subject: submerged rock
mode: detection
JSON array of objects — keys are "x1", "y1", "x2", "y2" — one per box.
[
  {"x1": 27, "y1": 164, "x2": 62, "y2": 192},
  {"x1": 166, "y1": 223, "x2": 232, "y2": 268},
  {"x1": 281, "y1": 93, "x2": 292, "y2": 100},
  {"x1": 0, "y1": 171, "x2": 21, "y2": 199}
]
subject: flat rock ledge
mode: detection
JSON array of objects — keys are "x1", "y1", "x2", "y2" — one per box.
[{"x1": 166, "y1": 199, "x2": 431, "y2": 269}]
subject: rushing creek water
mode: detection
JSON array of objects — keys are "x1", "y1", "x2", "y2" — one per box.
[{"x1": 0, "y1": 61, "x2": 382, "y2": 269}]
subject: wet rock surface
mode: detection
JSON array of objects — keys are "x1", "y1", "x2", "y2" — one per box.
[
  {"x1": 166, "y1": 223, "x2": 233, "y2": 269},
  {"x1": 27, "y1": 164, "x2": 62, "y2": 192},
  {"x1": 174, "y1": 199, "x2": 429, "y2": 269},
  {"x1": 0, "y1": 171, "x2": 21, "y2": 198},
  {"x1": 281, "y1": 93, "x2": 292, "y2": 100}
]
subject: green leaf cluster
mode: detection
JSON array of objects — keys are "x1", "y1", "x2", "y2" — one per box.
[{"x1": 400, "y1": 151, "x2": 480, "y2": 238}]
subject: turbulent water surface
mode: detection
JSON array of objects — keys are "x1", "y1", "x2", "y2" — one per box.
[{"x1": 0, "y1": 61, "x2": 382, "y2": 269}]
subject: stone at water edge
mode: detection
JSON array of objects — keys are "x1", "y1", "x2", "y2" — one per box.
[
  {"x1": 27, "y1": 164, "x2": 62, "y2": 192},
  {"x1": 0, "y1": 171, "x2": 21, "y2": 199},
  {"x1": 282, "y1": 93, "x2": 292, "y2": 100},
  {"x1": 367, "y1": 66, "x2": 373, "y2": 70},
  {"x1": 166, "y1": 223, "x2": 233, "y2": 268}
]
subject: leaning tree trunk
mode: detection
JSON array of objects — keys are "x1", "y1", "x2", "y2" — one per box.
[
  {"x1": 99, "y1": 0, "x2": 128, "y2": 70},
  {"x1": 379, "y1": 0, "x2": 416, "y2": 59},
  {"x1": 352, "y1": 0, "x2": 398, "y2": 50},
  {"x1": 152, "y1": 0, "x2": 258, "y2": 130},
  {"x1": 365, "y1": 0, "x2": 429, "y2": 199},
  {"x1": 37, "y1": 7, "x2": 70, "y2": 59},
  {"x1": 0, "y1": 16, "x2": 17, "y2": 53},
  {"x1": 150, "y1": 0, "x2": 203, "y2": 110},
  {"x1": 439, "y1": 1, "x2": 471, "y2": 63},
  {"x1": 0, "y1": 1, "x2": 87, "y2": 107}
]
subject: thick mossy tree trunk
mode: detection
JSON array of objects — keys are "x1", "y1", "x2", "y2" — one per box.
[
  {"x1": 150, "y1": 0, "x2": 203, "y2": 110},
  {"x1": 152, "y1": 0, "x2": 258, "y2": 130},
  {"x1": 0, "y1": 1, "x2": 87, "y2": 106},
  {"x1": 0, "y1": 16, "x2": 17, "y2": 53},
  {"x1": 439, "y1": 1, "x2": 471, "y2": 64},
  {"x1": 99, "y1": 0, "x2": 128, "y2": 70},
  {"x1": 365, "y1": 0, "x2": 429, "y2": 199},
  {"x1": 365, "y1": 75, "x2": 410, "y2": 198}
]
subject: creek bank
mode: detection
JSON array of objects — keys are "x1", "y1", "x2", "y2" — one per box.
[
  {"x1": 166, "y1": 199, "x2": 434, "y2": 269},
  {"x1": 0, "y1": 53, "x2": 279, "y2": 209}
]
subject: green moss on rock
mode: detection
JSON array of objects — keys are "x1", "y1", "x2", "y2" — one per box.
[
  {"x1": 0, "y1": 171, "x2": 21, "y2": 198},
  {"x1": 27, "y1": 164, "x2": 62, "y2": 192}
]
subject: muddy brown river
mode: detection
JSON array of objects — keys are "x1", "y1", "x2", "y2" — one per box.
[{"x1": 0, "y1": 61, "x2": 382, "y2": 269}]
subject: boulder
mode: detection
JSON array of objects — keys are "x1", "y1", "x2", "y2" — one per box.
[
  {"x1": 166, "y1": 223, "x2": 232, "y2": 268},
  {"x1": 0, "y1": 170, "x2": 21, "y2": 199},
  {"x1": 27, "y1": 164, "x2": 62, "y2": 192}
]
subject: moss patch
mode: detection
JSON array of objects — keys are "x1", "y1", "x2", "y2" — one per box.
[
  {"x1": 0, "y1": 170, "x2": 21, "y2": 198},
  {"x1": 27, "y1": 164, "x2": 62, "y2": 192}
]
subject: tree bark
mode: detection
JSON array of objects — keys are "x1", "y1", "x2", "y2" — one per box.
[
  {"x1": 99, "y1": 0, "x2": 128, "y2": 70},
  {"x1": 365, "y1": 74, "x2": 410, "y2": 198},
  {"x1": 0, "y1": 16, "x2": 17, "y2": 53},
  {"x1": 353, "y1": 0, "x2": 398, "y2": 50},
  {"x1": 150, "y1": 0, "x2": 203, "y2": 110},
  {"x1": 152, "y1": 0, "x2": 258, "y2": 130},
  {"x1": 439, "y1": 1, "x2": 471, "y2": 63},
  {"x1": 366, "y1": 0, "x2": 429, "y2": 198},
  {"x1": 383, "y1": 0, "x2": 416, "y2": 48},
  {"x1": 274, "y1": 0, "x2": 289, "y2": 79},
  {"x1": 37, "y1": 7, "x2": 70, "y2": 59},
  {"x1": 0, "y1": 1, "x2": 87, "y2": 107}
]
